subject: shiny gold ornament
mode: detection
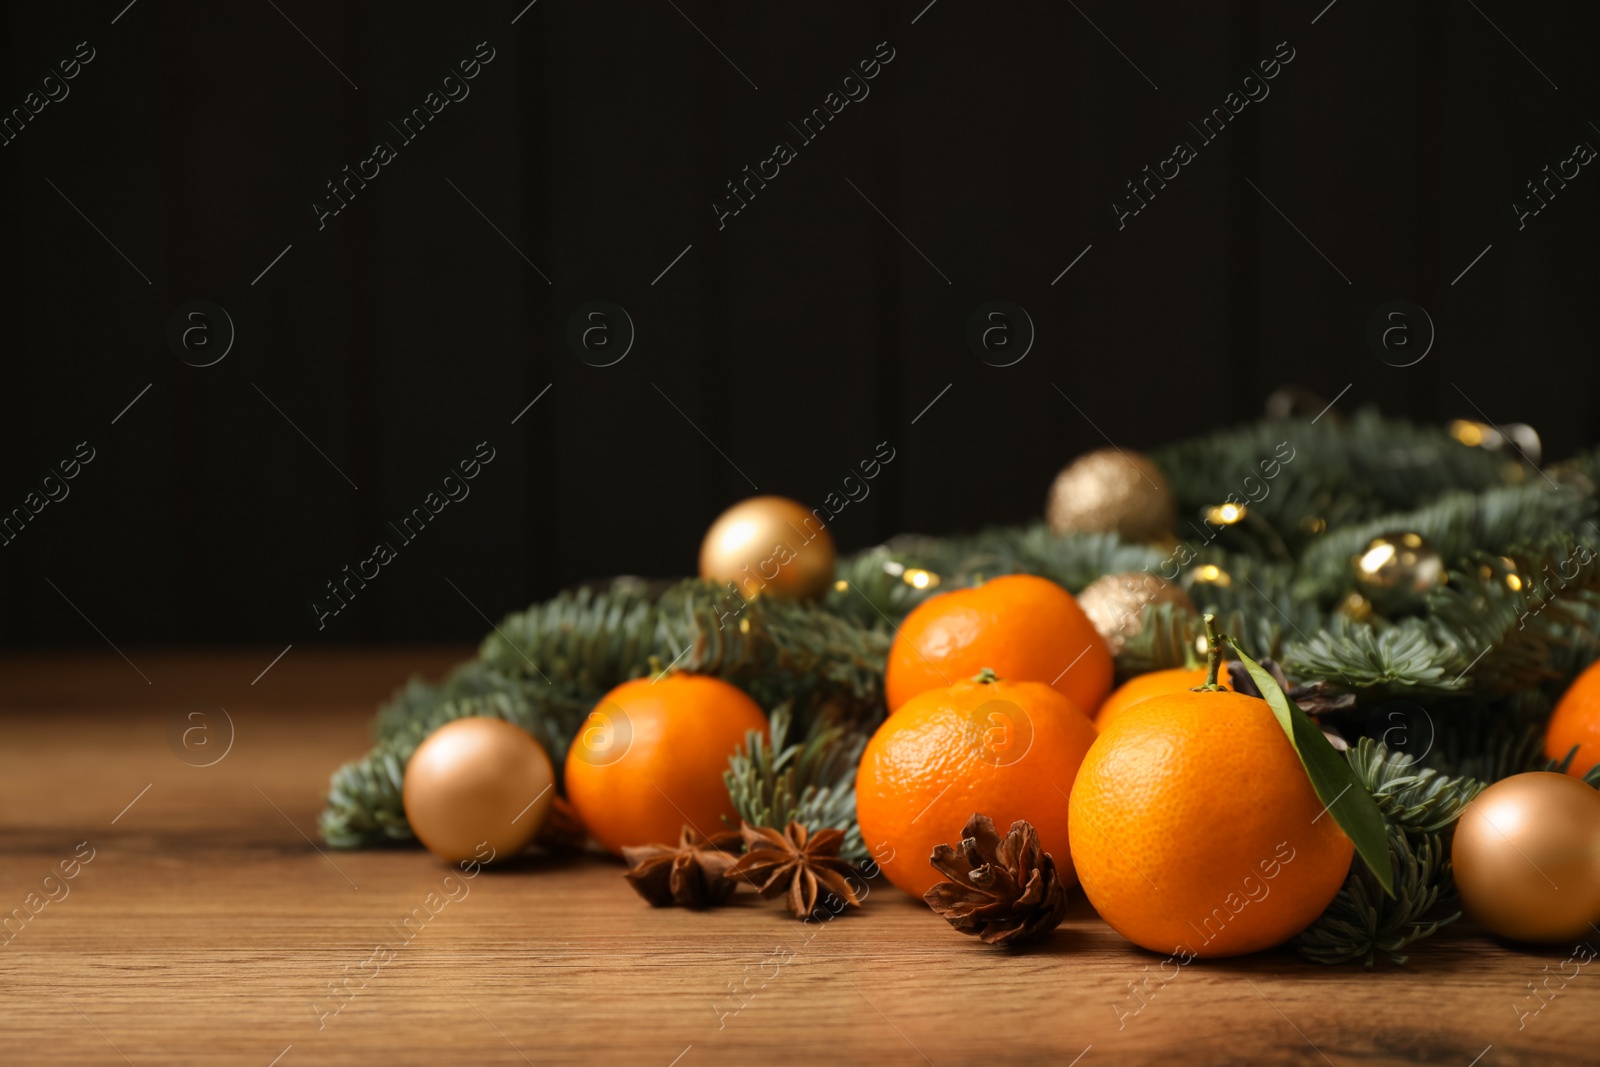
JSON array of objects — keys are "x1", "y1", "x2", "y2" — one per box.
[
  {"x1": 1046, "y1": 448, "x2": 1175, "y2": 542},
  {"x1": 1353, "y1": 531, "x2": 1445, "y2": 593},
  {"x1": 403, "y1": 717, "x2": 556, "y2": 864},
  {"x1": 1076, "y1": 571, "x2": 1197, "y2": 656},
  {"x1": 699, "y1": 495, "x2": 836, "y2": 601},
  {"x1": 1452, "y1": 772, "x2": 1600, "y2": 943}
]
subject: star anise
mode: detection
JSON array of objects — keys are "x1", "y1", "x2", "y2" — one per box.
[
  {"x1": 622, "y1": 826, "x2": 743, "y2": 908},
  {"x1": 924, "y1": 813, "x2": 1068, "y2": 947},
  {"x1": 724, "y1": 821, "x2": 862, "y2": 919}
]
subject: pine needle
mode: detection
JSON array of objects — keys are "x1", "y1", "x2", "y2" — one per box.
[{"x1": 723, "y1": 704, "x2": 871, "y2": 865}]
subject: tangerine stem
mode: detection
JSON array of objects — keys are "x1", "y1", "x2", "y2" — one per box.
[
  {"x1": 973, "y1": 667, "x2": 1000, "y2": 685},
  {"x1": 1194, "y1": 613, "x2": 1227, "y2": 692}
]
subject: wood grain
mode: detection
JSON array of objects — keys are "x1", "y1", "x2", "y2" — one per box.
[{"x1": 1, "y1": 651, "x2": 1594, "y2": 1066}]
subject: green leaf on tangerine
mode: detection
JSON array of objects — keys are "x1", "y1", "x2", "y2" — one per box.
[{"x1": 1230, "y1": 643, "x2": 1395, "y2": 898}]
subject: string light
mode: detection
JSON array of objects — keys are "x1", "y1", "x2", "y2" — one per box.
[
  {"x1": 1338, "y1": 591, "x2": 1373, "y2": 621},
  {"x1": 1449, "y1": 419, "x2": 1542, "y2": 464},
  {"x1": 1207, "y1": 503, "x2": 1247, "y2": 525},
  {"x1": 1450, "y1": 420, "x2": 1489, "y2": 447}
]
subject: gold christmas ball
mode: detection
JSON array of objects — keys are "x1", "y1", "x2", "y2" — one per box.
[
  {"x1": 403, "y1": 717, "x2": 555, "y2": 864},
  {"x1": 1046, "y1": 448, "x2": 1175, "y2": 542},
  {"x1": 1353, "y1": 531, "x2": 1445, "y2": 592},
  {"x1": 1452, "y1": 771, "x2": 1600, "y2": 943},
  {"x1": 699, "y1": 495, "x2": 836, "y2": 601},
  {"x1": 1076, "y1": 571, "x2": 1197, "y2": 657}
]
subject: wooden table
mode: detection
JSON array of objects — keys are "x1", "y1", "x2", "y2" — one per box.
[{"x1": 2, "y1": 650, "x2": 1593, "y2": 1066}]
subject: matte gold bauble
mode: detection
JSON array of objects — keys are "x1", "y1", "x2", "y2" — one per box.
[
  {"x1": 1452, "y1": 772, "x2": 1600, "y2": 943},
  {"x1": 1353, "y1": 531, "x2": 1445, "y2": 593},
  {"x1": 1076, "y1": 571, "x2": 1197, "y2": 657},
  {"x1": 403, "y1": 717, "x2": 555, "y2": 864},
  {"x1": 1046, "y1": 449, "x2": 1175, "y2": 542},
  {"x1": 699, "y1": 495, "x2": 836, "y2": 601}
]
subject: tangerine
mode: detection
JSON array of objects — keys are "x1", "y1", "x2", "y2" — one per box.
[
  {"x1": 1068, "y1": 688, "x2": 1353, "y2": 958},
  {"x1": 885, "y1": 574, "x2": 1113, "y2": 715},
  {"x1": 855, "y1": 671, "x2": 1099, "y2": 898},
  {"x1": 1093, "y1": 666, "x2": 1231, "y2": 732},
  {"x1": 564, "y1": 673, "x2": 767, "y2": 854},
  {"x1": 1544, "y1": 658, "x2": 1600, "y2": 777}
]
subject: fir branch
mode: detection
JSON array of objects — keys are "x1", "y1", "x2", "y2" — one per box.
[
  {"x1": 373, "y1": 661, "x2": 562, "y2": 742},
  {"x1": 1411, "y1": 535, "x2": 1600, "y2": 697},
  {"x1": 1178, "y1": 551, "x2": 1311, "y2": 663},
  {"x1": 994, "y1": 525, "x2": 1173, "y2": 593},
  {"x1": 826, "y1": 526, "x2": 1170, "y2": 625},
  {"x1": 1284, "y1": 617, "x2": 1462, "y2": 694},
  {"x1": 1293, "y1": 484, "x2": 1594, "y2": 602},
  {"x1": 321, "y1": 690, "x2": 581, "y2": 848},
  {"x1": 1295, "y1": 740, "x2": 1486, "y2": 966},
  {"x1": 479, "y1": 576, "x2": 679, "y2": 691},
  {"x1": 321, "y1": 578, "x2": 888, "y2": 847},
  {"x1": 1152, "y1": 409, "x2": 1514, "y2": 554},
  {"x1": 715, "y1": 593, "x2": 890, "y2": 726},
  {"x1": 724, "y1": 704, "x2": 870, "y2": 866},
  {"x1": 1113, "y1": 601, "x2": 1204, "y2": 676},
  {"x1": 1422, "y1": 701, "x2": 1551, "y2": 784},
  {"x1": 1551, "y1": 444, "x2": 1600, "y2": 492},
  {"x1": 1344, "y1": 738, "x2": 1485, "y2": 833},
  {"x1": 1284, "y1": 534, "x2": 1600, "y2": 699},
  {"x1": 1294, "y1": 825, "x2": 1457, "y2": 967}
]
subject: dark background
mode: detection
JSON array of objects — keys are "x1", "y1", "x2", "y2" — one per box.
[{"x1": 2, "y1": 0, "x2": 1596, "y2": 646}]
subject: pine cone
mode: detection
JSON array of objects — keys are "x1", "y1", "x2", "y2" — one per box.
[
  {"x1": 924, "y1": 814, "x2": 1068, "y2": 947},
  {"x1": 725, "y1": 821, "x2": 862, "y2": 919},
  {"x1": 622, "y1": 826, "x2": 743, "y2": 908}
]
